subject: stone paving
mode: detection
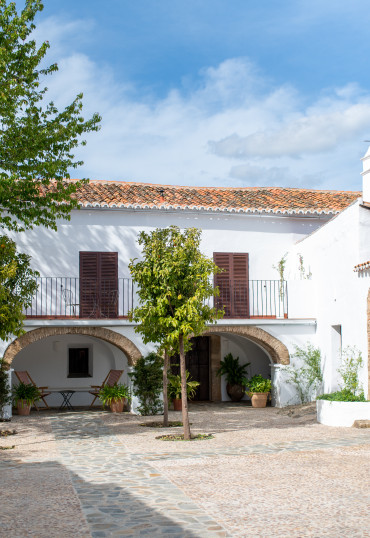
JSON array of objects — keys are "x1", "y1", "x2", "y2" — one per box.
[
  {"x1": 50, "y1": 414, "x2": 228, "y2": 537},
  {"x1": 1, "y1": 403, "x2": 369, "y2": 537}
]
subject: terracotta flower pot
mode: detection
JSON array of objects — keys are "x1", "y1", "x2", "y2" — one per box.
[
  {"x1": 226, "y1": 383, "x2": 245, "y2": 402},
  {"x1": 110, "y1": 399, "x2": 125, "y2": 413},
  {"x1": 250, "y1": 392, "x2": 269, "y2": 408},
  {"x1": 17, "y1": 400, "x2": 31, "y2": 416},
  {"x1": 173, "y1": 398, "x2": 182, "y2": 411}
]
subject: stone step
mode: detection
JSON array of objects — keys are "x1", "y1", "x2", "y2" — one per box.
[{"x1": 352, "y1": 420, "x2": 370, "y2": 428}]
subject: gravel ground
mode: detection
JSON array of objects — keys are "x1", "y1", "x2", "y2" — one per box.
[{"x1": 0, "y1": 402, "x2": 369, "y2": 537}]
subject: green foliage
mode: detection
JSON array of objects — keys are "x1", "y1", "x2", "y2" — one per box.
[
  {"x1": 129, "y1": 352, "x2": 164, "y2": 415},
  {"x1": 273, "y1": 252, "x2": 287, "y2": 299},
  {"x1": 129, "y1": 226, "x2": 223, "y2": 354},
  {"x1": 338, "y1": 346, "x2": 363, "y2": 395},
  {"x1": 0, "y1": 0, "x2": 101, "y2": 232},
  {"x1": 98, "y1": 384, "x2": 131, "y2": 408},
  {"x1": 12, "y1": 381, "x2": 40, "y2": 406},
  {"x1": 167, "y1": 370, "x2": 200, "y2": 400},
  {"x1": 317, "y1": 390, "x2": 367, "y2": 402},
  {"x1": 216, "y1": 353, "x2": 250, "y2": 386},
  {"x1": 0, "y1": 236, "x2": 39, "y2": 340},
  {"x1": 246, "y1": 374, "x2": 272, "y2": 393},
  {"x1": 0, "y1": 359, "x2": 11, "y2": 417},
  {"x1": 285, "y1": 343, "x2": 323, "y2": 403}
]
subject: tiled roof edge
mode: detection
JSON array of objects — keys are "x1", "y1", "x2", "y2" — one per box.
[
  {"x1": 78, "y1": 201, "x2": 339, "y2": 216},
  {"x1": 354, "y1": 261, "x2": 370, "y2": 272}
]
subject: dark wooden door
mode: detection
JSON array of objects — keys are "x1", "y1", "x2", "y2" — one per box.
[
  {"x1": 79, "y1": 252, "x2": 118, "y2": 318},
  {"x1": 171, "y1": 336, "x2": 210, "y2": 401},
  {"x1": 214, "y1": 252, "x2": 249, "y2": 318}
]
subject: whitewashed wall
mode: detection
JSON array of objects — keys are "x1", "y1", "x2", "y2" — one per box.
[
  {"x1": 8, "y1": 208, "x2": 329, "y2": 280},
  {"x1": 287, "y1": 200, "x2": 370, "y2": 397}
]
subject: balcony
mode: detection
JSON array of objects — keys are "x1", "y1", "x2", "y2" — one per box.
[{"x1": 24, "y1": 277, "x2": 288, "y2": 320}]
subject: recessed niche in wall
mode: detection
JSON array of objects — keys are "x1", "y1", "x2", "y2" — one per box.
[{"x1": 68, "y1": 347, "x2": 92, "y2": 378}]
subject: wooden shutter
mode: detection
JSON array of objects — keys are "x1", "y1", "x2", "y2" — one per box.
[
  {"x1": 214, "y1": 253, "x2": 232, "y2": 317},
  {"x1": 79, "y1": 252, "x2": 118, "y2": 318},
  {"x1": 213, "y1": 253, "x2": 249, "y2": 318},
  {"x1": 99, "y1": 252, "x2": 118, "y2": 318}
]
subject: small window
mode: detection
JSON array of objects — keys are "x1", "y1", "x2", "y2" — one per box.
[{"x1": 68, "y1": 347, "x2": 91, "y2": 378}]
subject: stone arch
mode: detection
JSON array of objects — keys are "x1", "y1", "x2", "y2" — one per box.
[
  {"x1": 3, "y1": 327, "x2": 142, "y2": 367},
  {"x1": 203, "y1": 325, "x2": 290, "y2": 365}
]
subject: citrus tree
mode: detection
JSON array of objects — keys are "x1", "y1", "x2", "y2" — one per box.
[
  {"x1": 0, "y1": 235, "x2": 38, "y2": 340},
  {"x1": 129, "y1": 226, "x2": 223, "y2": 439}
]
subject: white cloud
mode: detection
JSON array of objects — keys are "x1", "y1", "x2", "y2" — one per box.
[{"x1": 35, "y1": 16, "x2": 368, "y2": 191}]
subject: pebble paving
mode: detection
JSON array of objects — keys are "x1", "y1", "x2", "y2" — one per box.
[{"x1": 49, "y1": 413, "x2": 229, "y2": 537}]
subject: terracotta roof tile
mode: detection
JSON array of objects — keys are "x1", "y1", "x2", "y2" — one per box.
[
  {"x1": 46, "y1": 180, "x2": 361, "y2": 216},
  {"x1": 354, "y1": 261, "x2": 370, "y2": 272}
]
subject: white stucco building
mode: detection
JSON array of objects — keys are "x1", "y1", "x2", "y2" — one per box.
[{"x1": 2, "y1": 151, "x2": 370, "y2": 411}]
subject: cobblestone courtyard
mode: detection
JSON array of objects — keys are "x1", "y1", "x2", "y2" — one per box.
[{"x1": 0, "y1": 402, "x2": 369, "y2": 537}]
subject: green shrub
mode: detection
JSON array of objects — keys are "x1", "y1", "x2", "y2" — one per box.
[
  {"x1": 167, "y1": 370, "x2": 200, "y2": 400},
  {"x1": 285, "y1": 343, "x2": 323, "y2": 403},
  {"x1": 129, "y1": 352, "x2": 163, "y2": 415},
  {"x1": 12, "y1": 382, "x2": 41, "y2": 407},
  {"x1": 317, "y1": 390, "x2": 367, "y2": 402},
  {"x1": 338, "y1": 347, "x2": 363, "y2": 395},
  {"x1": 216, "y1": 353, "x2": 250, "y2": 386},
  {"x1": 99, "y1": 384, "x2": 131, "y2": 408},
  {"x1": 246, "y1": 375, "x2": 272, "y2": 393}
]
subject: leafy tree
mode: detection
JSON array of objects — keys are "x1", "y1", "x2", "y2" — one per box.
[
  {"x1": 0, "y1": 235, "x2": 38, "y2": 340},
  {"x1": 129, "y1": 226, "x2": 223, "y2": 439},
  {"x1": 0, "y1": 0, "x2": 101, "y2": 232}
]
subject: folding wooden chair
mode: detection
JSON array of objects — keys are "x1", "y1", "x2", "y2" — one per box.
[
  {"x1": 14, "y1": 371, "x2": 51, "y2": 410},
  {"x1": 89, "y1": 369, "x2": 124, "y2": 407}
]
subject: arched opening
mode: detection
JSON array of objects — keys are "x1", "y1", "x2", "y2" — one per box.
[
  {"x1": 203, "y1": 325, "x2": 290, "y2": 405},
  {"x1": 3, "y1": 326, "x2": 142, "y2": 367},
  {"x1": 4, "y1": 327, "x2": 142, "y2": 408}
]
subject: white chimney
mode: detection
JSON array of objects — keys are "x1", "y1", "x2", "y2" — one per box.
[{"x1": 361, "y1": 145, "x2": 370, "y2": 204}]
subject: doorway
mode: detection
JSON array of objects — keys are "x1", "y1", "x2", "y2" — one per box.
[{"x1": 171, "y1": 336, "x2": 210, "y2": 401}]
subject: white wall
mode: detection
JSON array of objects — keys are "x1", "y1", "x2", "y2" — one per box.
[
  {"x1": 287, "y1": 200, "x2": 370, "y2": 396},
  {"x1": 8, "y1": 208, "x2": 329, "y2": 281}
]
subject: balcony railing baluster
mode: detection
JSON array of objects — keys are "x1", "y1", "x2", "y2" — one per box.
[{"x1": 24, "y1": 277, "x2": 288, "y2": 319}]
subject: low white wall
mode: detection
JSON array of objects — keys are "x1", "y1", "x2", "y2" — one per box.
[{"x1": 317, "y1": 399, "x2": 370, "y2": 427}]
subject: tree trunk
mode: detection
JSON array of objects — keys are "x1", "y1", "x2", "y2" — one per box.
[
  {"x1": 179, "y1": 333, "x2": 191, "y2": 440},
  {"x1": 163, "y1": 350, "x2": 169, "y2": 427}
]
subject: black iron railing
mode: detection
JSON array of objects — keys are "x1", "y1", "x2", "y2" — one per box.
[{"x1": 24, "y1": 277, "x2": 288, "y2": 319}]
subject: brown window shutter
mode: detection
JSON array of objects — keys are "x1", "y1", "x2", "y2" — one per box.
[
  {"x1": 99, "y1": 252, "x2": 118, "y2": 318},
  {"x1": 214, "y1": 252, "x2": 232, "y2": 318},
  {"x1": 232, "y1": 253, "x2": 249, "y2": 317},
  {"x1": 213, "y1": 253, "x2": 249, "y2": 318},
  {"x1": 79, "y1": 252, "x2": 118, "y2": 318}
]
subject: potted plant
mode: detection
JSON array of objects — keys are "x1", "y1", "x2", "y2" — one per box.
[
  {"x1": 246, "y1": 375, "x2": 272, "y2": 408},
  {"x1": 12, "y1": 382, "x2": 41, "y2": 416},
  {"x1": 167, "y1": 370, "x2": 200, "y2": 411},
  {"x1": 98, "y1": 383, "x2": 131, "y2": 413},
  {"x1": 216, "y1": 353, "x2": 250, "y2": 402}
]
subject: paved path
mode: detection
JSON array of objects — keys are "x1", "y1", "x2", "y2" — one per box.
[{"x1": 50, "y1": 413, "x2": 228, "y2": 538}]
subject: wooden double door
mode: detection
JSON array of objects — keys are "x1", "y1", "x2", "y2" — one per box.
[{"x1": 171, "y1": 336, "x2": 210, "y2": 401}]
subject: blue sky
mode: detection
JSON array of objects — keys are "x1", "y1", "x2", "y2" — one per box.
[{"x1": 32, "y1": 0, "x2": 370, "y2": 190}]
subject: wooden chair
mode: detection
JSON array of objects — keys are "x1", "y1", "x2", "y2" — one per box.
[
  {"x1": 89, "y1": 369, "x2": 124, "y2": 407},
  {"x1": 14, "y1": 371, "x2": 51, "y2": 411}
]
